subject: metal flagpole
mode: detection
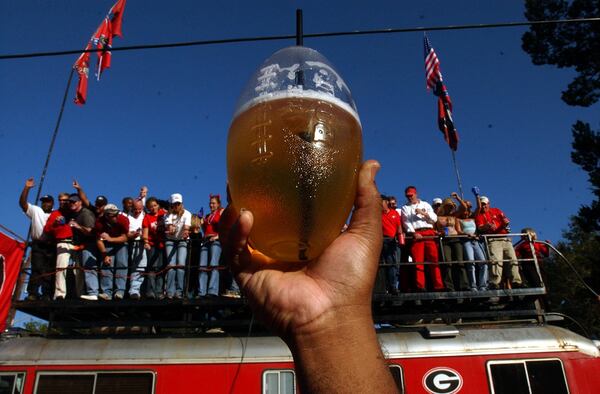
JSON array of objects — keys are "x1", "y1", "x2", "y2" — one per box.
[
  {"x1": 451, "y1": 150, "x2": 464, "y2": 199},
  {"x1": 8, "y1": 68, "x2": 76, "y2": 326}
]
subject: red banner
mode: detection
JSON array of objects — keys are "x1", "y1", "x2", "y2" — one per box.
[{"x1": 0, "y1": 231, "x2": 25, "y2": 332}]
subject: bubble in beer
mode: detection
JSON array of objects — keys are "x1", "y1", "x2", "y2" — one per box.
[{"x1": 227, "y1": 46, "x2": 362, "y2": 262}]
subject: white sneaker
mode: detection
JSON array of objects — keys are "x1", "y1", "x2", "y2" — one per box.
[
  {"x1": 98, "y1": 293, "x2": 111, "y2": 301},
  {"x1": 80, "y1": 295, "x2": 98, "y2": 301}
]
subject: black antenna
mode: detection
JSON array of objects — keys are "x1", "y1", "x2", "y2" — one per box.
[
  {"x1": 294, "y1": 9, "x2": 305, "y2": 86},
  {"x1": 296, "y1": 9, "x2": 303, "y2": 46}
]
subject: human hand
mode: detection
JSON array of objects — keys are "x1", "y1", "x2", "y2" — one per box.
[
  {"x1": 219, "y1": 160, "x2": 382, "y2": 341},
  {"x1": 103, "y1": 255, "x2": 112, "y2": 266},
  {"x1": 140, "y1": 186, "x2": 148, "y2": 197},
  {"x1": 414, "y1": 232, "x2": 423, "y2": 239},
  {"x1": 25, "y1": 178, "x2": 35, "y2": 188},
  {"x1": 100, "y1": 232, "x2": 110, "y2": 241},
  {"x1": 144, "y1": 242, "x2": 151, "y2": 250},
  {"x1": 72, "y1": 179, "x2": 81, "y2": 190},
  {"x1": 451, "y1": 192, "x2": 459, "y2": 199}
]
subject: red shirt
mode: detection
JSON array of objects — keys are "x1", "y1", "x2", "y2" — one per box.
[
  {"x1": 515, "y1": 241, "x2": 550, "y2": 260},
  {"x1": 382, "y1": 209, "x2": 401, "y2": 238},
  {"x1": 202, "y1": 209, "x2": 222, "y2": 237},
  {"x1": 475, "y1": 207, "x2": 509, "y2": 235},
  {"x1": 142, "y1": 208, "x2": 166, "y2": 248},
  {"x1": 95, "y1": 214, "x2": 129, "y2": 239},
  {"x1": 43, "y1": 210, "x2": 73, "y2": 240}
]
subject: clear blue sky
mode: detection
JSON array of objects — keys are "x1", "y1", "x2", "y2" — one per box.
[{"x1": 1, "y1": 0, "x2": 597, "y2": 253}]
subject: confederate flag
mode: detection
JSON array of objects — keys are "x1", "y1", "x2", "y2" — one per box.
[
  {"x1": 92, "y1": 17, "x2": 113, "y2": 80},
  {"x1": 73, "y1": 44, "x2": 91, "y2": 105},
  {"x1": 424, "y1": 34, "x2": 459, "y2": 151}
]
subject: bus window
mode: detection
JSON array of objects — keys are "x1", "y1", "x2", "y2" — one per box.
[
  {"x1": 263, "y1": 369, "x2": 296, "y2": 394},
  {"x1": 388, "y1": 365, "x2": 404, "y2": 393},
  {"x1": 0, "y1": 372, "x2": 25, "y2": 394},
  {"x1": 35, "y1": 372, "x2": 154, "y2": 394},
  {"x1": 488, "y1": 359, "x2": 568, "y2": 394}
]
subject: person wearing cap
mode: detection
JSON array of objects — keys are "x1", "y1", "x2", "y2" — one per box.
[
  {"x1": 164, "y1": 193, "x2": 192, "y2": 299},
  {"x1": 93, "y1": 196, "x2": 108, "y2": 217},
  {"x1": 43, "y1": 192, "x2": 76, "y2": 300},
  {"x1": 65, "y1": 193, "x2": 99, "y2": 301},
  {"x1": 380, "y1": 195, "x2": 403, "y2": 295},
  {"x1": 400, "y1": 186, "x2": 444, "y2": 292},
  {"x1": 95, "y1": 204, "x2": 130, "y2": 300},
  {"x1": 19, "y1": 178, "x2": 55, "y2": 301},
  {"x1": 126, "y1": 199, "x2": 146, "y2": 300},
  {"x1": 431, "y1": 198, "x2": 443, "y2": 215},
  {"x1": 475, "y1": 195, "x2": 523, "y2": 289}
]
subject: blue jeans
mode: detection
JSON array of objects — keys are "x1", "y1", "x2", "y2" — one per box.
[
  {"x1": 82, "y1": 243, "x2": 99, "y2": 296},
  {"x1": 165, "y1": 240, "x2": 187, "y2": 297},
  {"x1": 145, "y1": 246, "x2": 164, "y2": 298},
  {"x1": 128, "y1": 241, "x2": 147, "y2": 296},
  {"x1": 100, "y1": 243, "x2": 128, "y2": 297},
  {"x1": 463, "y1": 238, "x2": 488, "y2": 290},
  {"x1": 199, "y1": 240, "x2": 221, "y2": 296}
]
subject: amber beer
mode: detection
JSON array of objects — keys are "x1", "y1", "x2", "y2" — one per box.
[{"x1": 227, "y1": 92, "x2": 362, "y2": 262}]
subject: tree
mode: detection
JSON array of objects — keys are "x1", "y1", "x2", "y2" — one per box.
[
  {"x1": 522, "y1": 1, "x2": 600, "y2": 337},
  {"x1": 522, "y1": 0, "x2": 600, "y2": 106},
  {"x1": 22, "y1": 320, "x2": 48, "y2": 336}
]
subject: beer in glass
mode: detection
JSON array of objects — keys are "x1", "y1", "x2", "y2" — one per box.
[{"x1": 227, "y1": 46, "x2": 362, "y2": 262}]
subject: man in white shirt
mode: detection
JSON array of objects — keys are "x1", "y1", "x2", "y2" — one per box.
[
  {"x1": 19, "y1": 178, "x2": 55, "y2": 301},
  {"x1": 127, "y1": 199, "x2": 146, "y2": 299},
  {"x1": 400, "y1": 186, "x2": 444, "y2": 292}
]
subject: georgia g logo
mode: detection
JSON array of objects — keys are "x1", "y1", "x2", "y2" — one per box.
[{"x1": 423, "y1": 367, "x2": 463, "y2": 394}]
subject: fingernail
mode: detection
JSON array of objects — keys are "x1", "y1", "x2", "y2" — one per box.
[{"x1": 370, "y1": 161, "x2": 381, "y2": 182}]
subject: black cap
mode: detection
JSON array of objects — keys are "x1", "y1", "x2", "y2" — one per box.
[
  {"x1": 95, "y1": 195, "x2": 108, "y2": 206},
  {"x1": 68, "y1": 193, "x2": 81, "y2": 202},
  {"x1": 40, "y1": 195, "x2": 54, "y2": 202}
]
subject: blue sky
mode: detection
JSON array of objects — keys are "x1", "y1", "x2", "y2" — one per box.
[{"x1": 1, "y1": 0, "x2": 598, "y2": 259}]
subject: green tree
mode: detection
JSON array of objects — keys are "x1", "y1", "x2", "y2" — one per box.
[
  {"x1": 522, "y1": 1, "x2": 600, "y2": 337},
  {"x1": 22, "y1": 320, "x2": 48, "y2": 335}
]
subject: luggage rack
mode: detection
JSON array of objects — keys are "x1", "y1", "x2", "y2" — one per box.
[{"x1": 14, "y1": 285, "x2": 546, "y2": 337}]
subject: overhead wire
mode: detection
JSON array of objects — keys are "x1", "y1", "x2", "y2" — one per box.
[{"x1": 0, "y1": 17, "x2": 599, "y2": 60}]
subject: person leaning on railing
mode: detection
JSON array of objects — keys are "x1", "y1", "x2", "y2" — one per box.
[
  {"x1": 141, "y1": 197, "x2": 167, "y2": 300},
  {"x1": 435, "y1": 198, "x2": 469, "y2": 292},
  {"x1": 474, "y1": 194, "x2": 523, "y2": 290},
  {"x1": 452, "y1": 192, "x2": 488, "y2": 291},
  {"x1": 514, "y1": 227, "x2": 549, "y2": 288},
  {"x1": 163, "y1": 193, "x2": 191, "y2": 300}
]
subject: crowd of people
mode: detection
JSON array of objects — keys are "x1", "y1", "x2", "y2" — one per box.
[
  {"x1": 19, "y1": 178, "x2": 238, "y2": 301},
  {"x1": 379, "y1": 185, "x2": 550, "y2": 295},
  {"x1": 19, "y1": 178, "x2": 549, "y2": 303}
]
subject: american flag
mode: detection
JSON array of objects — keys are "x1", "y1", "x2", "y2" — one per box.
[
  {"x1": 423, "y1": 34, "x2": 459, "y2": 151},
  {"x1": 424, "y1": 34, "x2": 443, "y2": 90}
]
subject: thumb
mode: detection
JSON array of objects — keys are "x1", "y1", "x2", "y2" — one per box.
[{"x1": 346, "y1": 160, "x2": 382, "y2": 252}]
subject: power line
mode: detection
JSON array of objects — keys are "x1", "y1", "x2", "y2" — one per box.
[{"x1": 1, "y1": 17, "x2": 599, "y2": 61}]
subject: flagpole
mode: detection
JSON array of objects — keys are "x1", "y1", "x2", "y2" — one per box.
[
  {"x1": 8, "y1": 68, "x2": 76, "y2": 327},
  {"x1": 450, "y1": 150, "x2": 464, "y2": 199}
]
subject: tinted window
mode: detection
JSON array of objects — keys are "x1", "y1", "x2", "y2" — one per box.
[
  {"x1": 388, "y1": 365, "x2": 404, "y2": 393},
  {"x1": 36, "y1": 374, "x2": 94, "y2": 394},
  {"x1": 527, "y1": 360, "x2": 568, "y2": 394},
  {"x1": 489, "y1": 360, "x2": 569, "y2": 394},
  {"x1": 36, "y1": 372, "x2": 153, "y2": 394},
  {"x1": 96, "y1": 373, "x2": 153, "y2": 394},
  {"x1": 490, "y1": 363, "x2": 529, "y2": 394}
]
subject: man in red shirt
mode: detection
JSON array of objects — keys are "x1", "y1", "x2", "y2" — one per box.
[
  {"x1": 43, "y1": 192, "x2": 74, "y2": 300},
  {"x1": 475, "y1": 195, "x2": 522, "y2": 289},
  {"x1": 95, "y1": 204, "x2": 129, "y2": 300},
  {"x1": 514, "y1": 227, "x2": 549, "y2": 288},
  {"x1": 381, "y1": 195, "x2": 403, "y2": 295}
]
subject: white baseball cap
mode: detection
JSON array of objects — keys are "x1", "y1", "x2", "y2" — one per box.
[{"x1": 170, "y1": 193, "x2": 183, "y2": 204}]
